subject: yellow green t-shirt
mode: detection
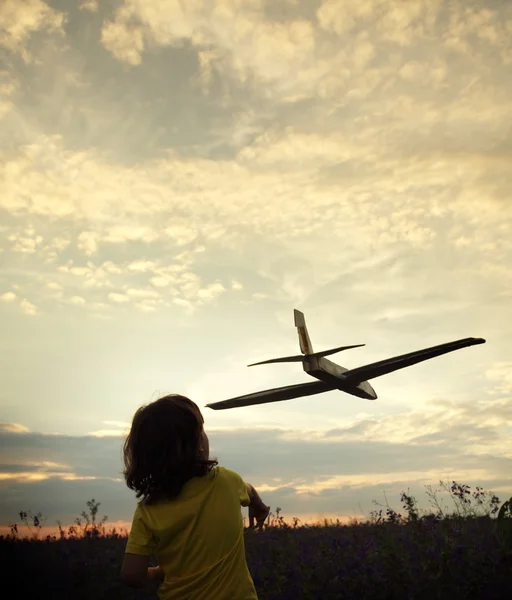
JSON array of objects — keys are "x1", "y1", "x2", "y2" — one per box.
[{"x1": 125, "y1": 466, "x2": 258, "y2": 600}]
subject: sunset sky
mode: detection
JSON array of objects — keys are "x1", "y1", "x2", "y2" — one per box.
[{"x1": 1, "y1": 0, "x2": 511, "y2": 534}]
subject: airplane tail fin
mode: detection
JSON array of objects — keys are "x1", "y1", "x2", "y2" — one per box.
[
  {"x1": 247, "y1": 309, "x2": 364, "y2": 367},
  {"x1": 294, "y1": 309, "x2": 313, "y2": 355}
]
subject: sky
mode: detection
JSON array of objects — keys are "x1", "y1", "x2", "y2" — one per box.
[{"x1": 1, "y1": 0, "x2": 511, "y2": 535}]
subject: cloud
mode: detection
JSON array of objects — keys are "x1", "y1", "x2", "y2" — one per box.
[
  {"x1": 134, "y1": 301, "x2": 156, "y2": 313},
  {"x1": 99, "y1": 0, "x2": 329, "y2": 101},
  {"x1": 485, "y1": 362, "x2": 512, "y2": 395},
  {"x1": 88, "y1": 420, "x2": 131, "y2": 438},
  {"x1": 398, "y1": 60, "x2": 447, "y2": 88},
  {"x1": 52, "y1": 261, "x2": 119, "y2": 297},
  {"x1": 315, "y1": 0, "x2": 475, "y2": 56},
  {"x1": 1, "y1": 57, "x2": 509, "y2": 301},
  {"x1": 100, "y1": 20, "x2": 145, "y2": 66},
  {"x1": 107, "y1": 292, "x2": 130, "y2": 304},
  {"x1": 164, "y1": 224, "x2": 198, "y2": 246},
  {"x1": 48, "y1": 237, "x2": 70, "y2": 251},
  {"x1": 77, "y1": 231, "x2": 99, "y2": 256},
  {"x1": 0, "y1": 422, "x2": 29, "y2": 433},
  {"x1": 103, "y1": 225, "x2": 159, "y2": 244},
  {"x1": 79, "y1": 0, "x2": 98, "y2": 12},
  {"x1": 19, "y1": 298, "x2": 37, "y2": 315},
  {"x1": 0, "y1": 70, "x2": 18, "y2": 120},
  {"x1": 0, "y1": 0, "x2": 65, "y2": 61},
  {"x1": 126, "y1": 260, "x2": 157, "y2": 273},
  {"x1": 0, "y1": 427, "x2": 125, "y2": 479},
  {"x1": 148, "y1": 276, "x2": 171, "y2": 288},
  {"x1": 87, "y1": 421, "x2": 131, "y2": 438},
  {"x1": 0, "y1": 130, "x2": 496, "y2": 258},
  {"x1": 6, "y1": 229, "x2": 44, "y2": 253},
  {"x1": 0, "y1": 291, "x2": 16, "y2": 302},
  {"x1": 0, "y1": 460, "x2": 77, "y2": 482},
  {"x1": 197, "y1": 281, "x2": 225, "y2": 300},
  {"x1": 125, "y1": 287, "x2": 160, "y2": 299},
  {"x1": 0, "y1": 218, "x2": 242, "y2": 314},
  {"x1": 323, "y1": 396, "x2": 512, "y2": 458},
  {"x1": 316, "y1": 0, "x2": 508, "y2": 52},
  {"x1": 237, "y1": 129, "x2": 372, "y2": 170},
  {"x1": 107, "y1": 0, "x2": 450, "y2": 106}
]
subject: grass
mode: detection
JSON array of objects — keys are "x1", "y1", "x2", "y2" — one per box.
[{"x1": 3, "y1": 481, "x2": 512, "y2": 600}]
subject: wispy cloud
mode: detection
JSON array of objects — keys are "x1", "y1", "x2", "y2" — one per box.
[
  {"x1": 0, "y1": 422, "x2": 29, "y2": 433},
  {"x1": 88, "y1": 420, "x2": 130, "y2": 437}
]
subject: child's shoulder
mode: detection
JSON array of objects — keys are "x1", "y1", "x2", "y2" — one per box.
[
  {"x1": 213, "y1": 465, "x2": 245, "y2": 483},
  {"x1": 213, "y1": 466, "x2": 249, "y2": 504}
]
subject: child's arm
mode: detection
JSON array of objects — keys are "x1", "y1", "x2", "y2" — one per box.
[
  {"x1": 246, "y1": 482, "x2": 270, "y2": 530},
  {"x1": 246, "y1": 483, "x2": 265, "y2": 507},
  {"x1": 123, "y1": 504, "x2": 161, "y2": 587},
  {"x1": 121, "y1": 554, "x2": 164, "y2": 588}
]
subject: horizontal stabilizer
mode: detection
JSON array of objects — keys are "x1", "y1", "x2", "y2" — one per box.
[
  {"x1": 248, "y1": 343, "x2": 365, "y2": 367},
  {"x1": 313, "y1": 344, "x2": 365, "y2": 358},
  {"x1": 205, "y1": 380, "x2": 336, "y2": 410},
  {"x1": 343, "y1": 337, "x2": 486, "y2": 384},
  {"x1": 248, "y1": 354, "x2": 305, "y2": 366}
]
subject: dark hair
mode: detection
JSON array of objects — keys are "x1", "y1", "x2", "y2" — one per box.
[{"x1": 123, "y1": 394, "x2": 218, "y2": 504}]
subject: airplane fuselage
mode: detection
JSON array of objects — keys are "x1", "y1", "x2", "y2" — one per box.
[{"x1": 303, "y1": 356, "x2": 377, "y2": 400}]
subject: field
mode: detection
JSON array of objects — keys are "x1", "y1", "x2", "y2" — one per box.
[{"x1": 4, "y1": 483, "x2": 512, "y2": 600}]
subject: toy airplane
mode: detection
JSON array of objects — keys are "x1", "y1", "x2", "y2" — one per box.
[{"x1": 205, "y1": 309, "x2": 485, "y2": 410}]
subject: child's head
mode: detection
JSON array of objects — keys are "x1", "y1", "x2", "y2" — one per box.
[{"x1": 123, "y1": 394, "x2": 218, "y2": 503}]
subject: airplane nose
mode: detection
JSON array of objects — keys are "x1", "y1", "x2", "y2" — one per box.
[{"x1": 360, "y1": 380, "x2": 377, "y2": 400}]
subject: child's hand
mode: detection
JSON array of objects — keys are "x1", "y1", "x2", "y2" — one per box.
[
  {"x1": 147, "y1": 566, "x2": 164, "y2": 583},
  {"x1": 249, "y1": 502, "x2": 270, "y2": 531},
  {"x1": 246, "y1": 482, "x2": 270, "y2": 531}
]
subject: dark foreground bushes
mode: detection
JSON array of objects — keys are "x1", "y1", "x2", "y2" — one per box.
[
  {"x1": 4, "y1": 515, "x2": 512, "y2": 600},
  {"x1": 5, "y1": 484, "x2": 512, "y2": 599}
]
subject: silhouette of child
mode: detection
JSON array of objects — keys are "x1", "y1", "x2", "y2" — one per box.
[{"x1": 121, "y1": 394, "x2": 270, "y2": 599}]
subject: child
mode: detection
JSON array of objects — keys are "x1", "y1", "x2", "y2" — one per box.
[{"x1": 121, "y1": 394, "x2": 270, "y2": 599}]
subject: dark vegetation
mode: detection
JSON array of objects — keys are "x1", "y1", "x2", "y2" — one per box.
[{"x1": 4, "y1": 482, "x2": 512, "y2": 600}]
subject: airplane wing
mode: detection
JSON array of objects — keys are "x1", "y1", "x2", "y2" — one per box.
[
  {"x1": 205, "y1": 380, "x2": 336, "y2": 410},
  {"x1": 342, "y1": 337, "x2": 486, "y2": 385}
]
